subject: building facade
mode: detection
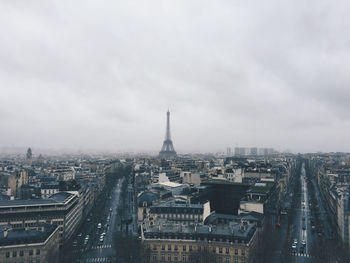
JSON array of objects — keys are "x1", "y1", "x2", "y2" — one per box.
[
  {"x1": 0, "y1": 223, "x2": 60, "y2": 263},
  {"x1": 149, "y1": 199, "x2": 210, "y2": 224},
  {"x1": 141, "y1": 220, "x2": 257, "y2": 263},
  {"x1": 0, "y1": 192, "x2": 82, "y2": 245}
]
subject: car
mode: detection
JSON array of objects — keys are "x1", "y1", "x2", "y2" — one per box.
[
  {"x1": 85, "y1": 235, "x2": 89, "y2": 240},
  {"x1": 77, "y1": 233, "x2": 82, "y2": 237},
  {"x1": 301, "y1": 240, "x2": 306, "y2": 246},
  {"x1": 84, "y1": 239, "x2": 88, "y2": 245},
  {"x1": 99, "y1": 236, "x2": 104, "y2": 243},
  {"x1": 281, "y1": 211, "x2": 287, "y2": 215},
  {"x1": 73, "y1": 240, "x2": 78, "y2": 247},
  {"x1": 97, "y1": 223, "x2": 102, "y2": 229},
  {"x1": 293, "y1": 239, "x2": 298, "y2": 245},
  {"x1": 292, "y1": 243, "x2": 296, "y2": 250},
  {"x1": 102, "y1": 231, "x2": 106, "y2": 236}
]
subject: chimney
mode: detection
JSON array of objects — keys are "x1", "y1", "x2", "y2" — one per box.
[{"x1": 4, "y1": 228, "x2": 8, "y2": 238}]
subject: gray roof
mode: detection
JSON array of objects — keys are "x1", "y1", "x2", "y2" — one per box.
[
  {"x1": 154, "y1": 199, "x2": 202, "y2": 208},
  {"x1": 0, "y1": 192, "x2": 74, "y2": 207},
  {"x1": 0, "y1": 223, "x2": 58, "y2": 246},
  {"x1": 138, "y1": 191, "x2": 160, "y2": 206},
  {"x1": 143, "y1": 220, "x2": 256, "y2": 243}
]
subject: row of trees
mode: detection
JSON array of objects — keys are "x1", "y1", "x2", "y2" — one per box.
[
  {"x1": 304, "y1": 159, "x2": 350, "y2": 262},
  {"x1": 282, "y1": 159, "x2": 302, "y2": 263}
]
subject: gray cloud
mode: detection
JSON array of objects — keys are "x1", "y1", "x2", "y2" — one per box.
[{"x1": 1, "y1": 0, "x2": 350, "y2": 153}]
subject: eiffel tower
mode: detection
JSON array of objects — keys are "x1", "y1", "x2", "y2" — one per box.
[{"x1": 159, "y1": 110, "x2": 177, "y2": 159}]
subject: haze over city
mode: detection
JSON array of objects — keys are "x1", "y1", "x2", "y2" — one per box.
[{"x1": 1, "y1": 0, "x2": 350, "y2": 153}]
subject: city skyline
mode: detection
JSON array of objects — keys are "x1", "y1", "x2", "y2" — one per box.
[{"x1": 1, "y1": 1, "x2": 350, "y2": 153}]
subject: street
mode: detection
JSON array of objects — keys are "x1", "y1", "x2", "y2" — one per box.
[{"x1": 73, "y1": 178, "x2": 124, "y2": 263}]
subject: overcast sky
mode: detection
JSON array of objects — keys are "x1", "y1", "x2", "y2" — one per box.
[{"x1": 1, "y1": 0, "x2": 350, "y2": 154}]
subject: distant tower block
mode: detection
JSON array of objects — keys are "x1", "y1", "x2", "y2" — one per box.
[
  {"x1": 159, "y1": 110, "x2": 177, "y2": 159},
  {"x1": 26, "y1": 147, "x2": 32, "y2": 166}
]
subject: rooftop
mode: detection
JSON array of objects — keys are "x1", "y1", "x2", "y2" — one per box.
[
  {"x1": 157, "y1": 182, "x2": 183, "y2": 188},
  {"x1": 0, "y1": 192, "x2": 74, "y2": 208},
  {"x1": 143, "y1": 220, "x2": 256, "y2": 243},
  {"x1": 153, "y1": 199, "x2": 203, "y2": 209},
  {"x1": 0, "y1": 223, "x2": 58, "y2": 246}
]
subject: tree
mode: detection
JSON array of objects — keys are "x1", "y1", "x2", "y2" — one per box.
[
  {"x1": 310, "y1": 238, "x2": 350, "y2": 263},
  {"x1": 114, "y1": 231, "x2": 143, "y2": 263}
]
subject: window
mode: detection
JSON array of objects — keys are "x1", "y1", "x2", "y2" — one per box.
[
  {"x1": 161, "y1": 254, "x2": 165, "y2": 261},
  {"x1": 226, "y1": 257, "x2": 230, "y2": 263},
  {"x1": 219, "y1": 247, "x2": 223, "y2": 254},
  {"x1": 153, "y1": 244, "x2": 157, "y2": 251},
  {"x1": 189, "y1": 245, "x2": 192, "y2": 251},
  {"x1": 234, "y1": 249, "x2": 238, "y2": 255},
  {"x1": 183, "y1": 245, "x2": 186, "y2": 251},
  {"x1": 162, "y1": 245, "x2": 165, "y2": 251},
  {"x1": 241, "y1": 259, "x2": 245, "y2": 263},
  {"x1": 168, "y1": 254, "x2": 171, "y2": 261},
  {"x1": 13, "y1": 251, "x2": 17, "y2": 257},
  {"x1": 152, "y1": 254, "x2": 157, "y2": 261},
  {"x1": 174, "y1": 254, "x2": 178, "y2": 261},
  {"x1": 241, "y1": 249, "x2": 245, "y2": 256},
  {"x1": 213, "y1": 246, "x2": 216, "y2": 253},
  {"x1": 175, "y1": 245, "x2": 178, "y2": 251},
  {"x1": 6, "y1": 251, "x2": 10, "y2": 258},
  {"x1": 168, "y1": 244, "x2": 171, "y2": 251},
  {"x1": 36, "y1": 249, "x2": 40, "y2": 255},
  {"x1": 182, "y1": 255, "x2": 186, "y2": 262},
  {"x1": 234, "y1": 259, "x2": 238, "y2": 263},
  {"x1": 225, "y1": 248, "x2": 229, "y2": 254},
  {"x1": 20, "y1": 250, "x2": 24, "y2": 257}
]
